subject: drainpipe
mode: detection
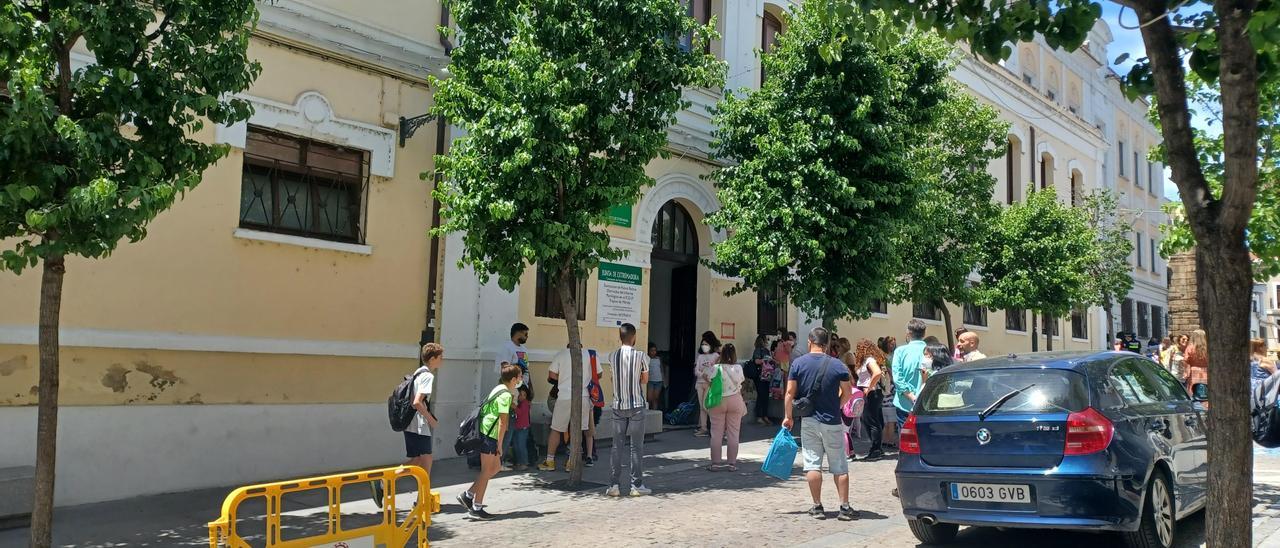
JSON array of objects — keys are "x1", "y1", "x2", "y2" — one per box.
[{"x1": 421, "y1": 6, "x2": 453, "y2": 348}]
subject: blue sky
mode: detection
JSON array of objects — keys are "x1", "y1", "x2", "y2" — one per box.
[{"x1": 1098, "y1": 3, "x2": 1213, "y2": 202}]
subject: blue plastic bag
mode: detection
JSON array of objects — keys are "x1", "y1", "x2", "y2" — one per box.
[{"x1": 761, "y1": 427, "x2": 799, "y2": 480}]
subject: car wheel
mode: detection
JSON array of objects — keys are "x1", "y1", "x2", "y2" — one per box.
[
  {"x1": 908, "y1": 518, "x2": 959, "y2": 544},
  {"x1": 1124, "y1": 472, "x2": 1176, "y2": 548}
]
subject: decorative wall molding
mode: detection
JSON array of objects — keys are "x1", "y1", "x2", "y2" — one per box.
[
  {"x1": 609, "y1": 237, "x2": 654, "y2": 269},
  {"x1": 233, "y1": 228, "x2": 373, "y2": 256},
  {"x1": 635, "y1": 173, "x2": 722, "y2": 248},
  {"x1": 0, "y1": 326, "x2": 417, "y2": 359},
  {"x1": 215, "y1": 91, "x2": 397, "y2": 178},
  {"x1": 255, "y1": 0, "x2": 449, "y2": 81}
]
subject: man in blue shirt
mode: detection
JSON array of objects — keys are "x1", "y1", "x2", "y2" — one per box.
[
  {"x1": 784, "y1": 327, "x2": 857, "y2": 521},
  {"x1": 891, "y1": 319, "x2": 929, "y2": 428}
]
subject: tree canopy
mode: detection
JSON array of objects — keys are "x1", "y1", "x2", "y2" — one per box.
[
  {"x1": 1160, "y1": 74, "x2": 1280, "y2": 279},
  {"x1": 429, "y1": 0, "x2": 723, "y2": 485},
  {"x1": 1079, "y1": 190, "x2": 1135, "y2": 339},
  {"x1": 978, "y1": 188, "x2": 1095, "y2": 345},
  {"x1": 1, "y1": 2, "x2": 260, "y2": 545},
  {"x1": 707, "y1": 8, "x2": 963, "y2": 323}
]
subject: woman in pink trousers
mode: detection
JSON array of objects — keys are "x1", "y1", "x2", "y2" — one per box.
[{"x1": 702, "y1": 344, "x2": 748, "y2": 471}]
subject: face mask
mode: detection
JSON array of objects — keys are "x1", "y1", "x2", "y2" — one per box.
[
  {"x1": 701, "y1": 344, "x2": 711, "y2": 353},
  {"x1": 922, "y1": 357, "x2": 934, "y2": 368},
  {"x1": 517, "y1": 336, "x2": 527, "y2": 345}
]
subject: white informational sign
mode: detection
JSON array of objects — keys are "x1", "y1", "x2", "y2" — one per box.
[{"x1": 596, "y1": 262, "x2": 643, "y2": 328}]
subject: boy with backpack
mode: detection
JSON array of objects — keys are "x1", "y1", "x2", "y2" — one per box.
[
  {"x1": 457, "y1": 363, "x2": 522, "y2": 520},
  {"x1": 371, "y1": 342, "x2": 442, "y2": 508}
]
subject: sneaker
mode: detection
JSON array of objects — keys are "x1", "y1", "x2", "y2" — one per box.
[
  {"x1": 605, "y1": 484, "x2": 621, "y2": 497},
  {"x1": 585, "y1": 456, "x2": 595, "y2": 467},
  {"x1": 891, "y1": 488, "x2": 899, "y2": 498},
  {"x1": 838, "y1": 505, "x2": 860, "y2": 521},
  {"x1": 537, "y1": 460, "x2": 557, "y2": 472},
  {"x1": 469, "y1": 506, "x2": 495, "y2": 520},
  {"x1": 369, "y1": 481, "x2": 384, "y2": 509},
  {"x1": 456, "y1": 491, "x2": 475, "y2": 512},
  {"x1": 500, "y1": 464, "x2": 512, "y2": 472},
  {"x1": 513, "y1": 464, "x2": 528, "y2": 471},
  {"x1": 808, "y1": 504, "x2": 826, "y2": 519},
  {"x1": 863, "y1": 450, "x2": 884, "y2": 462},
  {"x1": 630, "y1": 484, "x2": 652, "y2": 496},
  {"x1": 694, "y1": 429, "x2": 710, "y2": 437}
]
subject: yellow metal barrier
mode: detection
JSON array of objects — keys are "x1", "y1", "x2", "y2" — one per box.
[{"x1": 208, "y1": 466, "x2": 441, "y2": 548}]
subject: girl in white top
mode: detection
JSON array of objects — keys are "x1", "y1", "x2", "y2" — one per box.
[
  {"x1": 693, "y1": 331, "x2": 721, "y2": 437},
  {"x1": 702, "y1": 344, "x2": 747, "y2": 471}
]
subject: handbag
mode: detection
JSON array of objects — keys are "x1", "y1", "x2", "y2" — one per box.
[
  {"x1": 705, "y1": 365, "x2": 724, "y2": 409},
  {"x1": 761, "y1": 427, "x2": 799, "y2": 480},
  {"x1": 792, "y1": 356, "x2": 832, "y2": 418}
]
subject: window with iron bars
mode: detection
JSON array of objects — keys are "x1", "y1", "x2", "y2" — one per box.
[
  {"x1": 1071, "y1": 309, "x2": 1088, "y2": 339},
  {"x1": 239, "y1": 127, "x2": 369, "y2": 243},
  {"x1": 535, "y1": 267, "x2": 587, "y2": 319},
  {"x1": 913, "y1": 301, "x2": 941, "y2": 321},
  {"x1": 963, "y1": 301, "x2": 987, "y2": 327},
  {"x1": 1005, "y1": 309, "x2": 1026, "y2": 332}
]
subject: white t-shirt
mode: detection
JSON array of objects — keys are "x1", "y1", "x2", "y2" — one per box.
[
  {"x1": 648, "y1": 356, "x2": 663, "y2": 383},
  {"x1": 694, "y1": 352, "x2": 720, "y2": 388},
  {"x1": 549, "y1": 348, "x2": 602, "y2": 399},
  {"x1": 410, "y1": 366, "x2": 435, "y2": 436},
  {"x1": 715, "y1": 363, "x2": 746, "y2": 397},
  {"x1": 856, "y1": 356, "x2": 877, "y2": 389},
  {"x1": 497, "y1": 339, "x2": 529, "y2": 376}
]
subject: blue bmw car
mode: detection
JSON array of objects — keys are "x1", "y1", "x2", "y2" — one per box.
[{"x1": 895, "y1": 351, "x2": 1208, "y2": 548}]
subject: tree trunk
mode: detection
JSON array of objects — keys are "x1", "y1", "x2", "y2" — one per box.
[
  {"x1": 30, "y1": 253, "x2": 65, "y2": 548},
  {"x1": 1045, "y1": 314, "x2": 1053, "y2": 352},
  {"x1": 1197, "y1": 240, "x2": 1253, "y2": 548},
  {"x1": 939, "y1": 301, "x2": 954, "y2": 350},
  {"x1": 1134, "y1": 1, "x2": 1259, "y2": 545},
  {"x1": 1030, "y1": 312, "x2": 1038, "y2": 352},
  {"x1": 558, "y1": 268, "x2": 585, "y2": 488},
  {"x1": 1104, "y1": 296, "x2": 1115, "y2": 349}
]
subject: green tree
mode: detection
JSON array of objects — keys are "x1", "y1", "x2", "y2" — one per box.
[
  {"x1": 1080, "y1": 190, "x2": 1135, "y2": 344},
  {"x1": 0, "y1": 3, "x2": 259, "y2": 545},
  {"x1": 429, "y1": 0, "x2": 722, "y2": 487},
  {"x1": 889, "y1": 90, "x2": 1007, "y2": 349},
  {"x1": 1161, "y1": 74, "x2": 1280, "y2": 279},
  {"x1": 978, "y1": 189, "x2": 1094, "y2": 352},
  {"x1": 807, "y1": 0, "x2": 1278, "y2": 542},
  {"x1": 707, "y1": 9, "x2": 956, "y2": 325}
]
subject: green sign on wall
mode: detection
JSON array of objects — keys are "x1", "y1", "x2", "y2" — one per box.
[{"x1": 608, "y1": 203, "x2": 632, "y2": 227}]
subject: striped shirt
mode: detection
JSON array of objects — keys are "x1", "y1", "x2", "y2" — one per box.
[{"x1": 610, "y1": 345, "x2": 650, "y2": 410}]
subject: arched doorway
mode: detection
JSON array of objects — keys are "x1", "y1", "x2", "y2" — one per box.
[{"x1": 648, "y1": 200, "x2": 699, "y2": 412}]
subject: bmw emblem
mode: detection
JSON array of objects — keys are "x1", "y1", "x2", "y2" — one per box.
[{"x1": 976, "y1": 428, "x2": 992, "y2": 445}]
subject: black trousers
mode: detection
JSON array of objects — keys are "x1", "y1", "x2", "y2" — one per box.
[
  {"x1": 861, "y1": 388, "x2": 885, "y2": 454},
  {"x1": 753, "y1": 378, "x2": 772, "y2": 418}
]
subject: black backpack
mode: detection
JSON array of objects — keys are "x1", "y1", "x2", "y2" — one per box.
[
  {"x1": 455, "y1": 390, "x2": 504, "y2": 456},
  {"x1": 1253, "y1": 374, "x2": 1280, "y2": 447},
  {"x1": 387, "y1": 369, "x2": 427, "y2": 432}
]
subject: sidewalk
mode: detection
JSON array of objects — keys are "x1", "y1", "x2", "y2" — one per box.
[{"x1": 7, "y1": 423, "x2": 1280, "y2": 547}]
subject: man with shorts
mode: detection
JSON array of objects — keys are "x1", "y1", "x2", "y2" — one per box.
[
  {"x1": 783, "y1": 327, "x2": 858, "y2": 521},
  {"x1": 538, "y1": 344, "x2": 601, "y2": 471}
]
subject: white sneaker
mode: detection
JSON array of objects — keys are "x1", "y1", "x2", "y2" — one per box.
[
  {"x1": 605, "y1": 484, "x2": 621, "y2": 497},
  {"x1": 630, "y1": 484, "x2": 652, "y2": 496}
]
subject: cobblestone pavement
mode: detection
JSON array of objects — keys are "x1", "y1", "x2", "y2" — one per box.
[{"x1": 7, "y1": 423, "x2": 1280, "y2": 547}]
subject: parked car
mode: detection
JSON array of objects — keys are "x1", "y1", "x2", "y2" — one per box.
[{"x1": 895, "y1": 351, "x2": 1208, "y2": 548}]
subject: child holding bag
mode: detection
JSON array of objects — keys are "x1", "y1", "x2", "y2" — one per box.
[{"x1": 702, "y1": 344, "x2": 747, "y2": 471}]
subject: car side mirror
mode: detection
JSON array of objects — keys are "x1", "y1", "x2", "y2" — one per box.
[{"x1": 1191, "y1": 383, "x2": 1209, "y2": 402}]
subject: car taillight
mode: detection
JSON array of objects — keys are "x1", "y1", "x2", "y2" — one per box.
[
  {"x1": 900, "y1": 413, "x2": 921, "y2": 454},
  {"x1": 1064, "y1": 407, "x2": 1114, "y2": 455}
]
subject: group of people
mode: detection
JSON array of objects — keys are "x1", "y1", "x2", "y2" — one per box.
[
  {"x1": 1117, "y1": 329, "x2": 1278, "y2": 394},
  {"x1": 380, "y1": 316, "x2": 998, "y2": 520}
]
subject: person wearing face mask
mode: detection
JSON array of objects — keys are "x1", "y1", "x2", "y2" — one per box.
[
  {"x1": 693, "y1": 331, "x2": 721, "y2": 437},
  {"x1": 497, "y1": 323, "x2": 532, "y2": 392}
]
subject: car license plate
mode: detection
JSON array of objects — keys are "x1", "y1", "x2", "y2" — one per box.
[{"x1": 950, "y1": 482, "x2": 1031, "y2": 503}]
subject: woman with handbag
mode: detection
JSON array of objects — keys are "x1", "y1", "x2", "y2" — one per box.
[
  {"x1": 750, "y1": 335, "x2": 774, "y2": 425},
  {"x1": 702, "y1": 344, "x2": 747, "y2": 471},
  {"x1": 851, "y1": 339, "x2": 886, "y2": 461}
]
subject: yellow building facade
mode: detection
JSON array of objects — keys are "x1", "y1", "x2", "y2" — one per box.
[{"x1": 0, "y1": 1, "x2": 1166, "y2": 506}]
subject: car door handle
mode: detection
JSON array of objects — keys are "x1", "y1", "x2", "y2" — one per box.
[{"x1": 1148, "y1": 420, "x2": 1168, "y2": 432}]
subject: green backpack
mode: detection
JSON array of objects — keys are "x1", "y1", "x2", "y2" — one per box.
[{"x1": 704, "y1": 365, "x2": 724, "y2": 409}]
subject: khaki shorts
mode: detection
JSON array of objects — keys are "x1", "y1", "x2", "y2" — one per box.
[{"x1": 551, "y1": 396, "x2": 592, "y2": 432}]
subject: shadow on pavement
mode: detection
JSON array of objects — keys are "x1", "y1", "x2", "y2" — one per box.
[{"x1": 916, "y1": 510, "x2": 1205, "y2": 548}]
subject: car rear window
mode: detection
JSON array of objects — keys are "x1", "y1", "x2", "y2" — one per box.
[{"x1": 916, "y1": 368, "x2": 1090, "y2": 416}]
